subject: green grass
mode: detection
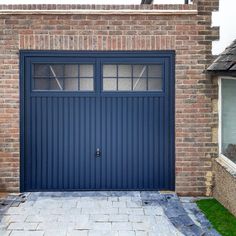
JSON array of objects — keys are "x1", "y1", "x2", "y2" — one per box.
[{"x1": 196, "y1": 199, "x2": 236, "y2": 236}]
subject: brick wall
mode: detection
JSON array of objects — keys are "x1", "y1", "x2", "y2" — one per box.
[{"x1": 0, "y1": 1, "x2": 219, "y2": 195}]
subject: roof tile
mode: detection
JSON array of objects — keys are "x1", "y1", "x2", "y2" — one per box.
[{"x1": 207, "y1": 39, "x2": 236, "y2": 72}]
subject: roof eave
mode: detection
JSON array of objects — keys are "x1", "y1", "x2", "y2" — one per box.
[{"x1": 205, "y1": 70, "x2": 236, "y2": 77}]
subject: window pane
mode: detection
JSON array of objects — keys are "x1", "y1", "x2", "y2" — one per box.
[
  {"x1": 133, "y1": 78, "x2": 147, "y2": 91},
  {"x1": 50, "y1": 77, "x2": 64, "y2": 90},
  {"x1": 103, "y1": 65, "x2": 116, "y2": 77},
  {"x1": 103, "y1": 78, "x2": 117, "y2": 91},
  {"x1": 133, "y1": 65, "x2": 147, "y2": 78},
  {"x1": 148, "y1": 78, "x2": 162, "y2": 91},
  {"x1": 148, "y1": 65, "x2": 162, "y2": 77},
  {"x1": 118, "y1": 78, "x2": 131, "y2": 91},
  {"x1": 80, "y1": 65, "x2": 93, "y2": 77},
  {"x1": 80, "y1": 78, "x2": 93, "y2": 91},
  {"x1": 118, "y1": 65, "x2": 131, "y2": 77},
  {"x1": 64, "y1": 78, "x2": 78, "y2": 91},
  {"x1": 33, "y1": 63, "x2": 95, "y2": 92},
  {"x1": 65, "y1": 65, "x2": 78, "y2": 77},
  {"x1": 49, "y1": 65, "x2": 63, "y2": 77},
  {"x1": 34, "y1": 64, "x2": 48, "y2": 77},
  {"x1": 222, "y1": 79, "x2": 236, "y2": 164},
  {"x1": 34, "y1": 78, "x2": 49, "y2": 90}
]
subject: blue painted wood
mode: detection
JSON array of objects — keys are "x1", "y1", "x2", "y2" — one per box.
[{"x1": 20, "y1": 51, "x2": 175, "y2": 191}]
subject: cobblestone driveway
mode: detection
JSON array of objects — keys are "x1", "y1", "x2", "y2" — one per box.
[{"x1": 0, "y1": 192, "x2": 219, "y2": 236}]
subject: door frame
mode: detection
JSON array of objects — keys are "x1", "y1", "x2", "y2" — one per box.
[{"x1": 20, "y1": 50, "x2": 175, "y2": 192}]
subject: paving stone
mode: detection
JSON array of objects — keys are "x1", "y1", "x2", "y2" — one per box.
[
  {"x1": 4, "y1": 208, "x2": 25, "y2": 215},
  {"x1": 109, "y1": 214, "x2": 128, "y2": 222},
  {"x1": 187, "y1": 213, "x2": 202, "y2": 228},
  {"x1": 62, "y1": 201, "x2": 77, "y2": 209},
  {"x1": 39, "y1": 192, "x2": 64, "y2": 198},
  {"x1": 74, "y1": 216, "x2": 92, "y2": 230},
  {"x1": 37, "y1": 222, "x2": 71, "y2": 231},
  {"x1": 108, "y1": 197, "x2": 119, "y2": 202},
  {"x1": 67, "y1": 230, "x2": 89, "y2": 236},
  {"x1": 207, "y1": 228, "x2": 222, "y2": 236},
  {"x1": 10, "y1": 231, "x2": 44, "y2": 236},
  {"x1": 77, "y1": 201, "x2": 97, "y2": 208},
  {"x1": 111, "y1": 192, "x2": 139, "y2": 197},
  {"x1": 10, "y1": 202, "x2": 21, "y2": 207},
  {"x1": 0, "y1": 205, "x2": 10, "y2": 214},
  {"x1": 98, "y1": 201, "x2": 113, "y2": 208},
  {"x1": 118, "y1": 197, "x2": 132, "y2": 202},
  {"x1": 180, "y1": 197, "x2": 195, "y2": 203},
  {"x1": 0, "y1": 230, "x2": 11, "y2": 236},
  {"x1": 176, "y1": 214, "x2": 195, "y2": 227},
  {"x1": 132, "y1": 222, "x2": 149, "y2": 231},
  {"x1": 49, "y1": 208, "x2": 66, "y2": 215},
  {"x1": 119, "y1": 208, "x2": 144, "y2": 215},
  {"x1": 118, "y1": 230, "x2": 135, "y2": 236},
  {"x1": 90, "y1": 214, "x2": 109, "y2": 222},
  {"x1": 67, "y1": 208, "x2": 82, "y2": 215},
  {"x1": 135, "y1": 231, "x2": 148, "y2": 236},
  {"x1": 37, "y1": 213, "x2": 60, "y2": 222},
  {"x1": 44, "y1": 230, "x2": 67, "y2": 236},
  {"x1": 5, "y1": 195, "x2": 18, "y2": 201},
  {"x1": 0, "y1": 216, "x2": 10, "y2": 224},
  {"x1": 151, "y1": 218, "x2": 184, "y2": 236},
  {"x1": 8, "y1": 222, "x2": 38, "y2": 231},
  {"x1": 126, "y1": 201, "x2": 142, "y2": 208},
  {"x1": 88, "y1": 230, "x2": 118, "y2": 236},
  {"x1": 92, "y1": 222, "x2": 112, "y2": 230},
  {"x1": 0, "y1": 222, "x2": 9, "y2": 231},
  {"x1": 1, "y1": 200, "x2": 14, "y2": 207},
  {"x1": 140, "y1": 191, "x2": 161, "y2": 200},
  {"x1": 164, "y1": 205, "x2": 186, "y2": 218},
  {"x1": 143, "y1": 206, "x2": 164, "y2": 216},
  {"x1": 69, "y1": 214, "x2": 90, "y2": 223},
  {"x1": 9, "y1": 214, "x2": 28, "y2": 223},
  {"x1": 128, "y1": 215, "x2": 145, "y2": 223},
  {"x1": 25, "y1": 214, "x2": 44, "y2": 223},
  {"x1": 112, "y1": 201, "x2": 127, "y2": 208},
  {"x1": 112, "y1": 222, "x2": 133, "y2": 231},
  {"x1": 82, "y1": 207, "x2": 118, "y2": 215}
]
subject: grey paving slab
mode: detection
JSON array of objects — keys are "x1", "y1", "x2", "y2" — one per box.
[
  {"x1": 135, "y1": 232, "x2": 148, "y2": 236},
  {"x1": 8, "y1": 222, "x2": 38, "y2": 230},
  {"x1": 111, "y1": 222, "x2": 132, "y2": 230},
  {"x1": 43, "y1": 230, "x2": 67, "y2": 236},
  {"x1": 109, "y1": 214, "x2": 128, "y2": 222},
  {"x1": 10, "y1": 231, "x2": 44, "y2": 236},
  {"x1": 0, "y1": 192, "x2": 220, "y2": 236},
  {"x1": 67, "y1": 230, "x2": 89, "y2": 236},
  {"x1": 0, "y1": 230, "x2": 11, "y2": 236},
  {"x1": 118, "y1": 231, "x2": 135, "y2": 236},
  {"x1": 88, "y1": 230, "x2": 119, "y2": 236}
]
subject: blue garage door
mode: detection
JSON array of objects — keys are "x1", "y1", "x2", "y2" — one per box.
[{"x1": 20, "y1": 51, "x2": 175, "y2": 191}]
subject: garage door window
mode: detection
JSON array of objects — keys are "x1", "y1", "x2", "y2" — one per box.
[
  {"x1": 103, "y1": 64, "x2": 162, "y2": 91},
  {"x1": 33, "y1": 64, "x2": 94, "y2": 91}
]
